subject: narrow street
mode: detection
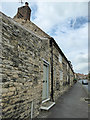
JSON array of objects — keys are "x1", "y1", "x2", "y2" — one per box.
[{"x1": 38, "y1": 82, "x2": 88, "y2": 118}]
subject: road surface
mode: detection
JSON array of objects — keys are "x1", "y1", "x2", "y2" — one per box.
[{"x1": 38, "y1": 82, "x2": 88, "y2": 118}]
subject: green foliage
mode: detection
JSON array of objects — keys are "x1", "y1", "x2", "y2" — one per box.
[{"x1": 73, "y1": 78, "x2": 77, "y2": 81}]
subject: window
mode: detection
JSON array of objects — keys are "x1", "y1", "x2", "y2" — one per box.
[
  {"x1": 67, "y1": 63, "x2": 68, "y2": 70},
  {"x1": 60, "y1": 70, "x2": 63, "y2": 81},
  {"x1": 67, "y1": 75, "x2": 68, "y2": 82},
  {"x1": 59, "y1": 54, "x2": 62, "y2": 63}
]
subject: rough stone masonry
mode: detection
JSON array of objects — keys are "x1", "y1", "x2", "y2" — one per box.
[
  {"x1": 0, "y1": 4, "x2": 74, "y2": 119},
  {"x1": 1, "y1": 12, "x2": 51, "y2": 119}
]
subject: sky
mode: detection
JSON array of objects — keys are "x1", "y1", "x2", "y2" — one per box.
[{"x1": 0, "y1": 0, "x2": 89, "y2": 74}]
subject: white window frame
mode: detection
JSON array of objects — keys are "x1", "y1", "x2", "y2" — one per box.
[
  {"x1": 67, "y1": 63, "x2": 68, "y2": 70},
  {"x1": 67, "y1": 75, "x2": 68, "y2": 82},
  {"x1": 60, "y1": 70, "x2": 63, "y2": 81},
  {"x1": 59, "y1": 54, "x2": 62, "y2": 63}
]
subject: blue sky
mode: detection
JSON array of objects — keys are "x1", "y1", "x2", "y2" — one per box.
[{"x1": 0, "y1": 0, "x2": 89, "y2": 74}]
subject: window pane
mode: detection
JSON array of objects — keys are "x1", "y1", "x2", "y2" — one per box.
[
  {"x1": 59, "y1": 54, "x2": 62, "y2": 63},
  {"x1": 60, "y1": 70, "x2": 63, "y2": 81}
]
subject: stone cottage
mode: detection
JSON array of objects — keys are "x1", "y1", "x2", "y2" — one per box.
[{"x1": 0, "y1": 4, "x2": 74, "y2": 120}]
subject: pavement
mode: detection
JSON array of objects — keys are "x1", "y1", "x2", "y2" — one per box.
[{"x1": 37, "y1": 82, "x2": 88, "y2": 118}]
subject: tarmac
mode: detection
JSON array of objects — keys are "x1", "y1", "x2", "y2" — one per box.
[{"x1": 37, "y1": 82, "x2": 88, "y2": 119}]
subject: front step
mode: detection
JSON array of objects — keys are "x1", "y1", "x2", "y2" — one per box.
[{"x1": 40, "y1": 101, "x2": 55, "y2": 110}]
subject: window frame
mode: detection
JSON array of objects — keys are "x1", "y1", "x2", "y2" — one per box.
[
  {"x1": 60, "y1": 70, "x2": 63, "y2": 81},
  {"x1": 59, "y1": 53, "x2": 62, "y2": 63}
]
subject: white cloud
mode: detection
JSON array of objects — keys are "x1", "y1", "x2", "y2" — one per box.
[
  {"x1": 54, "y1": 23, "x2": 88, "y2": 50},
  {"x1": 32, "y1": 2, "x2": 88, "y2": 74},
  {"x1": 53, "y1": 23, "x2": 88, "y2": 73},
  {"x1": 32, "y1": 2, "x2": 88, "y2": 32},
  {"x1": 0, "y1": 0, "x2": 89, "y2": 2},
  {"x1": 1, "y1": 1, "x2": 88, "y2": 74},
  {"x1": 75, "y1": 62, "x2": 88, "y2": 73},
  {"x1": 0, "y1": 2, "x2": 2, "y2": 10}
]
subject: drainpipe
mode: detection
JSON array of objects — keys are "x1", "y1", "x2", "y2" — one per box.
[
  {"x1": 31, "y1": 101, "x2": 33, "y2": 119},
  {"x1": 50, "y1": 38, "x2": 54, "y2": 102}
]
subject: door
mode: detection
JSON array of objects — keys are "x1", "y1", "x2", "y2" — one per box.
[{"x1": 42, "y1": 63, "x2": 49, "y2": 101}]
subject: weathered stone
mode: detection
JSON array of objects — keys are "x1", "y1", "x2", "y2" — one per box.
[
  {"x1": 3, "y1": 83, "x2": 9, "y2": 88},
  {"x1": 0, "y1": 11, "x2": 75, "y2": 120},
  {"x1": 9, "y1": 87, "x2": 16, "y2": 92},
  {"x1": 14, "y1": 6, "x2": 31, "y2": 21}
]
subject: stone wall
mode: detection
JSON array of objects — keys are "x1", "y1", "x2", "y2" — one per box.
[
  {"x1": 53, "y1": 45, "x2": 64, "y2": 101},
  {"x1": 62, "y1": 55, "x2": 74, "y2": 92},
  {"x1": 62, "y1": 57, "x2": 67, "y2": 84},
  {"x1": 13, "y1": 18, "x2": 50, "y2": 38},
  {"x1": 70, "y1": 69, "x2": 74, "y2": 86},
  {"x1": 53, "y1": 45, "x2": 60, "y2": 100},
  {"x1": 0, "y1": 12, "x2": 75, "y2": 119},
  {"x1": 1, "y1": 12, "x2": 51, "y2": 119},
  {"x1": 0, "y1": 11, "x2": 2, "y2": 120},
  {"x1": 62, "y1": 56, "x2": 69, "y2": 92},
  {"x1": 13, "y1": 18, "x2": 75, "y2": 101}
]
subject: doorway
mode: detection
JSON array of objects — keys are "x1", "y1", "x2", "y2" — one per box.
[{"x1": 42, "y1": 61, "x2": 49, "y2": 101}]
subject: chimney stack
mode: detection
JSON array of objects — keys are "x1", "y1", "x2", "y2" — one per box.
[{"x1": 14, "y1": 2, "x2": 31, "y2": 21}]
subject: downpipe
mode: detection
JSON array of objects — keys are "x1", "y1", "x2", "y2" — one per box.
[{"x1": 31, "y1": 101, "x2": 34, "y2": 119}]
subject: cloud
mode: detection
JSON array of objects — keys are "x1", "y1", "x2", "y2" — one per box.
[
  {"x1": 1, "y1": 1, "x2": 88, "y2": 74},
  {"x1": 53, "y1": 22, "x2": 88, "y2": 73},
  {"x1": 31, "y1": 4, "x2": 88, "y2": 75},
  {"x1": 0, "y1": 2, "x2": 2, "y2": 11},
  {"x1": 32, "y1": 2, "x2": 88, "y2": 32},
  {"x1": 29, "y1": 2, "x2": 89, "y2": 74},
  {"x1": 75, "y1": 63, "x2": 88, "y2": 73},
  {"x1": 0, "y1": 0, "x2": 89, "y2": 2},
  {"x1": 53, "y1": 22, "x2": 88, "y2": 51},
  {"x1": 74, "y1": 53, "x2": 88, "y2": 72},
  {"x1": 75, "y1": 53, "x2": 88, "y2": 63}
]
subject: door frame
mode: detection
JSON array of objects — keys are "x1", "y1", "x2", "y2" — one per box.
[{"x1": 42, "y1": 59, "x2": 50, "y2": 102}]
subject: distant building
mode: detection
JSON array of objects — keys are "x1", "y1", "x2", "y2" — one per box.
[{"x1": 76, "y1": 73, "x2": 88, "y2": 80}]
